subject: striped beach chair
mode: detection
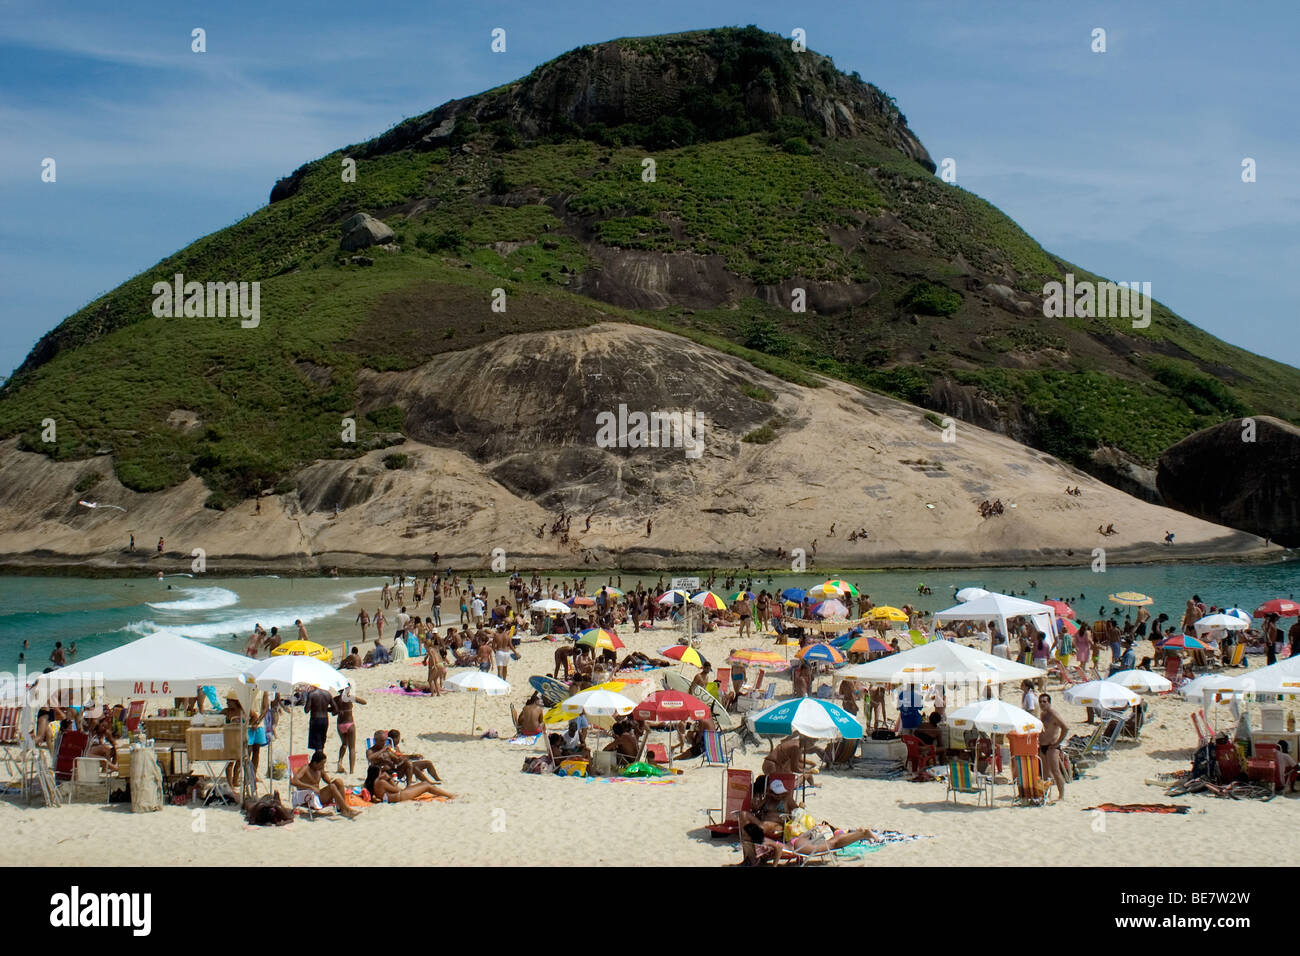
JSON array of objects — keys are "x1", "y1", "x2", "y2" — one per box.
[
  {"x1": 700, "y1": 730, "x2": 731, "y2": 768},
  {"x1": 945, "y1": 759, "x2": 992, "y2": 806},
  {"x1": 1012, "y1": 754, "x2": 1053, "y2": 806}
]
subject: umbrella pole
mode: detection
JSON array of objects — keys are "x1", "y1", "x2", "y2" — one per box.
[{"x1": 471, "y1": 695, "x2": 478, "y2": 736}]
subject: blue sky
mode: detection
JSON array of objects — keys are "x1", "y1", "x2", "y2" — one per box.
[{"x1": 1, "y1": 0, "x2": 1297, "y2": 377}]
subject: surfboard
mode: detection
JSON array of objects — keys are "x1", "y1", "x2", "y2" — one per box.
[{"x1": 529, "y1": 675, "x2": 570, "y2": 707}]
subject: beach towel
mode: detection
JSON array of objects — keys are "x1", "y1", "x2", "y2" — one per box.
[
  {"x1": 375, "y1": 686, "x2": 432, "y2": 697},
  {"x1": 509, "y1": 733, "x2": 542, "y2": 746},
  {"x1": 1083, "y1": 803, "x2": 1190, "y2": 814}
]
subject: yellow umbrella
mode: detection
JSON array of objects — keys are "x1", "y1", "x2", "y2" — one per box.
[
  {"x1": 866, "y1": 606, "x2": 909, "y2": 622},
  {"x1": 271, "y1": 640, "x2": 333, "y2": 662},
  {"x1": 1109, "y1": 592, "x2": 1154, "y2": 607}
]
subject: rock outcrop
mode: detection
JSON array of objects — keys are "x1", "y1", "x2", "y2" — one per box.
[
  {"x1": 1157, "y1": 416, "x2": 1300, "y2": 546},
  {"x1": 339, "y1": 213, "x2": 395, "y2": 251}
]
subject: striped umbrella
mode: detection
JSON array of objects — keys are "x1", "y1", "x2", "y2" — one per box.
[
  {"x1": 656, "y1": 589, "x2": 690, "y2": 606},
  {"x1": 660, "y1": 645, "x2": 705, "y2": 667},
  {"x1": 728, "y1": 590, "x2": 756, "y2": 602},
  {"x1": 835, "y1": 634, "x2": 891, "y2": 654},
  {"x1": 690, "y1": 591, "x2": 728, "y2": 610},
  {"x1": 597, "y1": 586, "x2": 625, "y2": 598},
  {"x1": 577, "y1": 628, "x2": 624, "y2": 651},
  {"x1": 749, "y1": 697, "x2": 863, "y2": 740},
  {"x1": 1109, "y1": 592, "x2": 1154, "y2": 607},
  {"x1": 796, "y1": 642, "x2": 846, "y2": 664},
  {"x1": 1160, "y1": 633, "x2": 1208, "y2": 650}
]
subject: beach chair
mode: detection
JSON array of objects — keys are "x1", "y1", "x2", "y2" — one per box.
[
  {"x1": 68, "y1": 757, "x2": 110, "y2": 804},
  {"x1": 945, "y1": 759, "x2": 992, "y2": 806},
  {"x1": 124, "y1": 700, "x2": 145, "y2": 735},
  {"x1": 1192, "y1": 710, "x2": 1214, "y2": 747},
  {"x1": 1011, "y1": 754, "x2": 1053, "y2": 806},
  {"x1": 645, "y1": 743, "x2": 670, "y2": 767},
  {"x1": 716, "y1": 667, "x2": 732, "y2": 702},
  {"x1": 706, "y1": 768, "x2": 752, "y2": 838},
  {"x1": 52, "y1": 731, "x2": 89, "y2": 782},
  {"x1": 738, "y1": 682, "x2": 776, "y2": 713},
  {"x1": 1162, "y1": 656, "x2": 1181, "y2": 684},
  {"x1": 1063, "y1": 723, "x2": 1105, "y2": 764},
  {"x1": 0, "y1": 707, "x2": 21, "y2": 780},
  {"x1": 700, "y1": 730, "x2": 732, "y2": 768},
  {"x1": 1091, "y1": 715, "x2": 1128, "y2": 756},
  {"x1": 1228, "y1": 643, "x2": 1245, "y2": 668},
  {"x1": 900, "y1": 734, "x2": 938, "y2": 774}
]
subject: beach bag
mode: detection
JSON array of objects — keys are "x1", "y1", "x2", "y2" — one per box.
[{"x1": 129, "y1": 744, "x2": 164, "y2": 813}]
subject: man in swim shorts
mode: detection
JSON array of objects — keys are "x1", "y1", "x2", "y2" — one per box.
[
  {"x1": 304, "y1": 686, "x2": 335, "y2": 752},
  {"x1": 492, "y1": 626, "x2": 514, "y2": 679}
]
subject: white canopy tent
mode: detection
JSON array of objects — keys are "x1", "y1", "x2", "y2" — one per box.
[
  {"x1": 932, "y1": 593, "x2": 1058, "y2": 651},
  {"x1": 30, "y1": 631, "x2": 254, "y2": 705},
  {"x1": 840, "y1": 641, "x2": 1044, "y2": 686}
]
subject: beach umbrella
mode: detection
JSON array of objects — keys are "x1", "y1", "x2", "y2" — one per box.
[
  {"x1": 795, "y1": 642, "x2": 846, "y2": 664},
  {"x1": 1179, "y1": 673, "x2": 1245, "y2": 699},
  {"x1": 834, "y1": 634, "x2": 892, "y2": 655},
  {"x1": 1107, "y1": 669, "x2": 1173, "y2": 694},
  {"x1": 865, "y1": 606, "x2": 908, "y2": 622},
  {"x1": 728, "y1": 648, "x2": 786, "y2": 666},
  {"x1": 270, "y1": 640, "x2": 333, "y2": 662},
  {"x1": 577, "y1": 628, "x2": 625, "y2": 651},
  {"x1": 780, "y1": 588, "x2": 808, "y2": 603},
  {"x1": 956, "y1": 587, "x2": 989, "y2": 602},
  {"x1": 1223, "y1": 608, "x2": 1252, "y2": 624},
  {"x1": 1109, "y1": 592, "x2": 1154, "y2": 607},
  {"x1": 656, "y1": 589, "x2": 690, "y2": 605},
  {"x1": 1194, "y1": 614, "x2": 1249, "y2": 633},
  {"x1": 690, "y1": 591, "x2": 728, "y2": 610},
  {"x1": 569, "y1": 596, "x2": 596, "y2": 607},
  {"x1": 727, "y1": 590, "x2": 756, "y2": 602},
  {"x1": 597, "y1": 586, "x2": 624, "y2": 598},
  {"x1": 632, "y1": 690, "x2": 710, "y2": 723},
  {"x1": 558, "y1": 688, "x2": 636, "y2": 717},
  {"x1": 808, "y1": 581, "x2": 850, "y2": 599},
  {"x1": 749, "y1": 697, "x2": 863, "y2": 741},
  {"x1": 1232, "y1": 658, "x2": 1300, "y2": 696},
  {"x1": 1254, "y1": 599, "x2": 1300, "y2": 618},
  {"x1": 840, "y1": 641, "x2": 1044, "y2": 686},
  {"x1": 1160, "y1": 634, "x2": 1208, "y2": 650},
  {"x1": 821, "y1": 580, "x2": 859, "y2": 598},
  {"x1": 660, "y1": 645, "x2": 705, "y2": 668},
  {"x1": 1063, "y1": 680, "x2": 1140, "y2": 709},
  {"x1": 810, "y1": 599, "x2": 849, "y2": 620},
  {"x1": 246, "y1": 655, "x2": 350, "y2": 798},
  {"x1": 446, "y1": 671, "x2": 511, "y2": 734},
  {"x1": 531, "y1": 599, "x2": 570, "y2": 614},
  {"x1": 1043, "y1": 600, "x2": 1075, "y2": 619},
  {"x1": 949, "y1": 699, "x2": 1043, "y2": 735},
  {"x1": 1059, "y1": 618, "x2": 1079, "y2": 637}
]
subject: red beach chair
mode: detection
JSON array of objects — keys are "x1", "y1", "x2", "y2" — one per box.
[{"x1": 706, "y1": 768, "x2": 752, "y2": 838}]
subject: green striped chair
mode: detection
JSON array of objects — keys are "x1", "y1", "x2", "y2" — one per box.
[{"x1": 946, "y1": 759, "x2": 992, "y2": 806}]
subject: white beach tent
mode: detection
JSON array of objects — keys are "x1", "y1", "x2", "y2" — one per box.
[
  {"x1": 31, "y1": 631, "x2": 254, "y2": 704},
  {"x1": 1231, "y1": 656, "x2": 1300, "y2": 696},
  {"x1": 839, "y1": 641, "x2": 1044, "y2": 688},
  {"x1": 932, "y1": 592, "x2": 1058, "y2": 650}
]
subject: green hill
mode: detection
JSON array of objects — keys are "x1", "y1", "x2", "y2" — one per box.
[{"x1": 3, "y1": 26, "x2": 1297, "y2": 508}]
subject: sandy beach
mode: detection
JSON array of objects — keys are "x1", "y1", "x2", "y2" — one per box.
[{"x1": 4, "y1": 582, "x2": 1299, "y2": 868}]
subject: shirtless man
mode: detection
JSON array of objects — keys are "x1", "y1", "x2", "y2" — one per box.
[
  {"x1": 518, "y1": 693, "x2": 546, "y2": 735},
  {"x1": 734, "y1": 595, "x2": 753, "y2": 640},
  {"x1": 334, "y1": 687, "x2": 367, "y2": 775},
  {"x1": 492, "y1": 626, "x2": 514, "y2": 680},
  {"x1": 291, "y1": 751, "x2": 360, "y2": 819},
  {"x1": 304, "y1": 686, "x2": 335, "y2": 754},
  {"x1": 1037, "y1": 693, "x2": 1069, "y2": 802},
  {"x1": 763, "y1": 735, "x2": 818, "y2": 785},
  {"x1": 295, "y1": 619, "x2": 310, "y2": 642},
  {"x1": 554, "y1": 644, "x2": 579, "y2": 679}
]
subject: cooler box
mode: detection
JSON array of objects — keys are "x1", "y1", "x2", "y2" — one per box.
[
  {"x1": 1008, "y1": 732, "x2": 1039, "y2": 757},
  {"x1": 186, "y1": 725, "x2": 242, "y2": 761}
]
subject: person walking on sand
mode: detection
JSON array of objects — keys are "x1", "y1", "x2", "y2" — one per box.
[
  {"x1": 374, "y1": 609, "x2": 385, "y2": 640},
  {"x1": 334, "y1": 686, "x2": 367, "y2": 775},
  {"x1": 355, "y1": 606, "x2": 370, "y2": 642},
  {"x1": 492, "y1": 626, "x2": 514, "y2": 680},
  {"x1": 426, "y1": 643, "x2": 446, "y2": 695}
]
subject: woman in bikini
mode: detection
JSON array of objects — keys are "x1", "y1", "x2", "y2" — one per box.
[
  {"x1": 363, "y1": 765, "x2": 454, "y2": 801},
  {"x1": 334, "y1": 687, "x2": 367, "y2": 775}
]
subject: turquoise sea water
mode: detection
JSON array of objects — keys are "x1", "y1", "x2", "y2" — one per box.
[{"x1": 4, "y1": 562, "x2": 1300, "y2": 672}]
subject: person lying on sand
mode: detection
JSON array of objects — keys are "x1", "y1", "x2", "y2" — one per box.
[
  {"x1": 366, "y1": 731, "x2": 439, "y2": 785},
  {"x1": 291, "y1": 751, "x2": 360, "y2": 819},
  {"x1": 739, "y1": 820, "x2": 880, "y2": 865},
  {"x1": 364, "y1": 765, "x2": 454, "y2": 802}
]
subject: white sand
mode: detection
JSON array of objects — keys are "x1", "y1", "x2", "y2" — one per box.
[{"x1": 4, "y1": 600, "x2": 1299, "y2": 867}]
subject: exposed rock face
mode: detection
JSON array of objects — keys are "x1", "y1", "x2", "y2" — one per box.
[
  {"x1": 1157, "y1": 416, "x2": 1300, "y2": 545},
  {"x1": 340, "y1": 213, "x2": 395, "y2": 251},
  {"x1": 360, "y1": 29, "x2": 935, "y2": 173}
]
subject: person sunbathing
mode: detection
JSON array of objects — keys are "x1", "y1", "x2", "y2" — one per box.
[
  {"x1": 291, "y1": 751, "x2": 361, "y2": 819},
  {"x1": 366, "y1": 731, "x2": 438, "y2": 784},
  {"x1": 741, "y1": 820, "x2": 880, "y2": 865},
  {"x1": 363, "y1": 765, "x2": 454, "y2": 802},
  {"x1": 736, "y1": 776, "x2": 797, "y2": 842}
]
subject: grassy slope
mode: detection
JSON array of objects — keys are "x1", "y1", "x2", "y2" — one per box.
[{"x1": 3, "y1": 45, "x2": 1298, "y2": 504}]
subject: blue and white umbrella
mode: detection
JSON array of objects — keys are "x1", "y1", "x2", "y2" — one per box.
[
  {"x1": 1223, "y1": 607, "x2": 1252, "y2": 624},
  {"x1": 749, "y1": 697, "x2": 864, "y2": 740}
]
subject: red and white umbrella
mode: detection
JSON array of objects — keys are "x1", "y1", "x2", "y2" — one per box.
[
  {"x1": 1254, "y1": 599, "x2": 1300, "y2": 618},
  {"x1": 632, "y1": 690, "x2": 710, "y2": 723}
]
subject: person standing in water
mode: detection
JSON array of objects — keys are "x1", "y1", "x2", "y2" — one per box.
[{"x1": 356, "y1": 606, "x2": 370, "y2": 642}]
